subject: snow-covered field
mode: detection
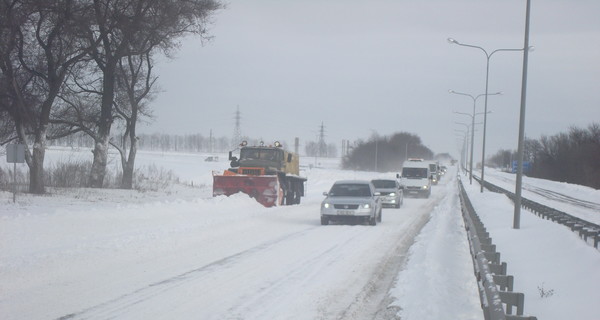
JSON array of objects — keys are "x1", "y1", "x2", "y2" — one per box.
[
  {"x1": 483, "y1": 168, "x2": 600, "y2": 225},
  {"x1": 1, "y1": 148, "x2": 599, "y2": 319}
]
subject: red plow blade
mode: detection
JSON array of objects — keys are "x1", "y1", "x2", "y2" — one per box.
[{"x1": 213, "y1": 174, "x2": 282, "y2": 207}]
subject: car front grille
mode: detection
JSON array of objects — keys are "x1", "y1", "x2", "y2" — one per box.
[{"x1": 333, "y1": 204, "x2": 359, "y2": 209}]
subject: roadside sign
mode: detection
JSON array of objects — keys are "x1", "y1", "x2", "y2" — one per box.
[
  {"x1": 7, "y1": 144, "x2": 26, "y2": 163},
  {"x1": 6, "y1": 144, "x2": 26, "y2": 203},
  {"x1": 512, "y1": 160, "x2": 532, "y2": 174}
]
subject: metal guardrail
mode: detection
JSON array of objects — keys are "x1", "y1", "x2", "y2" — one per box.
[
  {"x1": 475, "y1": 176, "x2": 600, "y2": 249},
  {"x1": 458, "y1": 179, "x2": 537, "y2": 320}
]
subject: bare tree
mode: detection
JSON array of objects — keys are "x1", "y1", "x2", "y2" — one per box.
[
  {"x1": 1, "y1": 0, "x2": 94, "y2": 193},
  {"x1": 112, "y1": 51, "x2": 157, "y2": 189},
  {"x1": 82, "y1": 0, "x2": 222, "y2": 188}
]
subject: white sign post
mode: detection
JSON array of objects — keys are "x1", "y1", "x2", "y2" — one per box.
[{"x1": 6, "y1": 144, "x2": 25, "y2": 203}]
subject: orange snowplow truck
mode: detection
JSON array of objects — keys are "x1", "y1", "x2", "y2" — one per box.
[{"x1": 213, "y1": 141, "x2": 307, "y2": 207}]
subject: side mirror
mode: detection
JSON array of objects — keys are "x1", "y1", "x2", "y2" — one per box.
[
  {"x1": 228, "y1": 151, "x2": 233, "y2": 160},
  {"x1": 396, "y1": 173, "x2": 400, "y2": 178},
  {"x1": 322, "y1": 191, "x2": 328, "y2": 196}
]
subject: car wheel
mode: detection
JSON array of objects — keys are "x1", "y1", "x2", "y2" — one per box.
[
  {"x1": 395, "y1": 202, "x2": 400, "y2": 209},
  {"x1": 377, "y1": 209, "x2": 382, "y2": 222},
  {"x1": 321, "y1": 217, "x2": 329, "y2": 225},
  {"x1": 369, "y1": 215, "x2": 377, "y2": 226}
]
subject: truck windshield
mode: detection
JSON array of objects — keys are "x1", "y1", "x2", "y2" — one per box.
[
  {"x1": 240, "y1": 148, "x2": 281, "y2": 161},
  {"x1": 402, "y1": 167, "x2": 428, "y2": 179},
  {"x1": 329, "y1": 184, "x2": 372, "y2": 197}
]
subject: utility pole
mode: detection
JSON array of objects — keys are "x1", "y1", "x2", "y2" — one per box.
[
  {"x1": 231, "y1": 106, "x2": 241, "y2": 148},
  {"x1": 318, "y1": 122, "x2": 326, "y2": 158},
  {"x1": 209, "y1": 129, "x2": 213, "y2": 153}
]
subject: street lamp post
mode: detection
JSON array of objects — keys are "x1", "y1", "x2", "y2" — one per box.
[
  {"x1": 448, "y1": 38, "x2": 524, "y2": 192},
  {"x1": 449, "y1": 90, "x2": 501, "y2": 185},
  {"x1": 514, "y1": 0, "x2": 532, "y2": 229},
  {"x1": 454, "y1": 130, "x2": 469, "y2": 171}
]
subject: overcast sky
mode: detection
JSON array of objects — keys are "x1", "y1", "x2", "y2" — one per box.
[{"x1": 142, "y1": 0, "x2": 600, "y2": 159}]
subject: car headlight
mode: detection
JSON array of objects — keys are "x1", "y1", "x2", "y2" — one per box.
[
  {"x1": 389, "y1": 192, "x2": 396, "y2": 197},
  {"x1": 362, "y1": 203, "x2": 371, "y2": 209},
  {"x1": 323, "y1": 203, "x2": 331, "y2": 208}
]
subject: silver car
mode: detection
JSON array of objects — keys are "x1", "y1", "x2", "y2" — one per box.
[
  {"x1": 320, "y1": 180, "x2": 382, "y2": 226},
  {"x1": 371, "y1": 179, "x2": 404, "y2": 208}
]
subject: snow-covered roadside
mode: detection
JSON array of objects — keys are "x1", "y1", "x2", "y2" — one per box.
[
  {"x1": 388, "y1": 171, "x2": 481, "y2": 320},
  {"x1": 483, "y1": 168, "x2": 600, "y2": 225},
  {"x1": 463, "y1": 177, "x2": 600, "y2": 320}
]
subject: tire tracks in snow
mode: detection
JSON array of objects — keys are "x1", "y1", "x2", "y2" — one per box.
[
  {"x1": 333, "y1": 185, "x2": 448, "y2": 320},
  {"x1": 490, "y1": 174, "x2": 600, "y2": 211},
  {"x1": 56, "y1": 226, "x2": 320, "y2": 320}
]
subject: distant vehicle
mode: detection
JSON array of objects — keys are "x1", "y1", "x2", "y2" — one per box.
[
  {"x1": 398, "y1": 160, "x2": 431, "y2": 198},
  {"x1": 440, "y1": 165, "x2": 448, "y2": 175},
  {"x1": 320, "y1": 180, "x2": 382, "y2": 226},
  {"x1": 427, "y1": 161, "x2": 440, "y2": 185},
  {"x1": 204, "y1": 156, "x2": 219, "y2": 162},
  {"x1": 371, "y1": 179, "x2": 404, "y2": 208}
]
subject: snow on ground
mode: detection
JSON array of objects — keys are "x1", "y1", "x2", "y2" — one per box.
[
  {"x1": 1, "y1": 147, "x2": 599, "y2": 319},
  {"x1": 462, "y1": 172, "x2": 600, "y2": 320},
  {"x1": 388, "y1": 174, "x2": 481, "y2": 320},
  {"x1": 483, "y1": 168, "x2": 600, "y2": 225}
]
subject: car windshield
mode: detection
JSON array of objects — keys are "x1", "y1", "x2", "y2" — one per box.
[
  {"x1": 329, "y1": 184, "x2": 372, "y2": 197},
  {"x1": 371, "y1": 180, "x2": 396, "y2": 189},
  {"x1": 402, "y1": 167, "x2": 428, "y2": 178}
]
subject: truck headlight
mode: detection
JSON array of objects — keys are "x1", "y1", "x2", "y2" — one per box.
[
  {"x1": 422, "y1": 185, "x2": 429, "y2": 190},
  {"x1": 362, "y1": 203, "x2": 371, "y2": 209},
  {"x1": 389, "y1": 192, "x2": 396, "y2": 197},
  {"x1": 323, "y1": 203, "x2": 331, "y2": 208}
]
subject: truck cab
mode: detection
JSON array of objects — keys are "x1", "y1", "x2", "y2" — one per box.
[{"x1": 398, "y1": 159, "x2": 432, "y2": 198}]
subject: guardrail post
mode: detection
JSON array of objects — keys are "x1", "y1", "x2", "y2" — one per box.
[
  {"x1": 499, "y1": 291, "x2": 525, "y2": 315},
  {"x1": 493, "y1": 275, "x2": 514, "y2": 291}
]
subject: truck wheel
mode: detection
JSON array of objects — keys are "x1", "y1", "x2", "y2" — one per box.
[{"x1": 285, "y1": 191, "x2": 294, "y2": 205}]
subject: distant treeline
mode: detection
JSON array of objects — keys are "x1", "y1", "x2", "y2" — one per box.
[
  {"x1": 341, "y1": 132, "x2": 440, "y2": 172},
  {"x1": 488, "y1": 123, "x2": 600, "y2": 189},
  {"x1": 49, "y1": 132, "x2": 339, "y2": 157}
]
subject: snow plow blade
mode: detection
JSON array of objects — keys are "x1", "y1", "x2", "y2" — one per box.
[{"x1": 213, "y1": 173, "x2": 282, "y2": 207}]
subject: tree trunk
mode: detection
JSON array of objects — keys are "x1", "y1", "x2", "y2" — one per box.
[
  {"x1": 121, "y1": 152, "x2": 135, "y2": 189},
  {"x1": 29, "y1": 138, "x2": 46, "y2": 194},
  {"x1": 120, "y1": 125, "x2": 138, "y2": 189},
  {"x1": 90, "y1": 136, "x2": 109, "y2": 188},
  {"x1": 89, "y1": 61, "x2": 116, "y2": 188}
]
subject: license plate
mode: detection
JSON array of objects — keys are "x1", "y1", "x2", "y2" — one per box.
[{"x1": 338, "y1": 210, "x2": 354, "y2": 215}]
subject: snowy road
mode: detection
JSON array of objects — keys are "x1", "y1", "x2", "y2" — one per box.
[
  {"x1": 58, "y1": 199, "x2": 435, "y2": 320},
  {"x1": 1, "y1": 154, "x2": 459, "y2": 320}
]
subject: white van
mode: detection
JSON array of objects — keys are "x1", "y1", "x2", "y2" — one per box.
[
  {"x1": 427, "y1": 161, "x2": 440, "y2": 185},
  {"x1": 397, "y1": 159, "x2": 431, "y2": 198}
]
